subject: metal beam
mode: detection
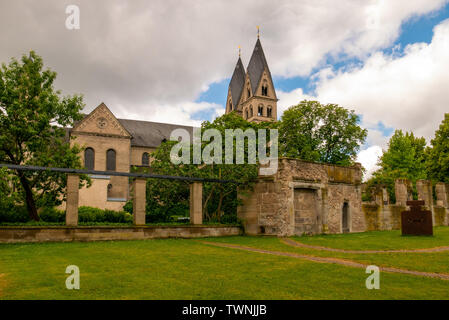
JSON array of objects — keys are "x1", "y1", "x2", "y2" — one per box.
[{"x1": 0, "y1": 163, "x2": 237, "y2": 184}]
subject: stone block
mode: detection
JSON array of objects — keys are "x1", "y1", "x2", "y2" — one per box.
[
  {"x1": 435, "y1": 182, "x2": 448, "y2": 208},
  {"x1": 66, "y1": 174, "x2": 80, "y2": 226},
  {"x1": 416, "y1": 180, "x2": 433, "y2": 208},
  {"x1": 190, "y1": 182, "x2": 203, "y2": 225},
  {"x1": 133, "y1": 178, "x2": 147, "y2": 225}
]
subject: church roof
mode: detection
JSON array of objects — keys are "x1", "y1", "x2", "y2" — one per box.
[
  {"x1": 118, "y1": 118, "x2": 194, "y2": 148},
  {"x1": 247, "y1": 38, "x2": 271, "y2": 95},
  {"x1": 228, "y1": 57, "x2": 246, "y2": 105}
]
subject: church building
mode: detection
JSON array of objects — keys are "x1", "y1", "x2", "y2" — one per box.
[
  {"x1": 62, "y1": 36, "x2": 368, "y2": 237},
  {"x1": 67, "y1": 37, "x2": 275, "y2": 211}
]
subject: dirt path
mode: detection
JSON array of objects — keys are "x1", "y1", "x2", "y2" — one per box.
[
  {"x1": 282, "y1": 238, "x2": 449, "y2": 254},
  {"x1": 200, "y1": 241, "x2": 449, "y2": 280}
]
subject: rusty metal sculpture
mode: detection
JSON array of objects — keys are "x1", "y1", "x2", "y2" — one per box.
[{"x1": 401, "y1": 200, "x2": 433, "y2": 236}]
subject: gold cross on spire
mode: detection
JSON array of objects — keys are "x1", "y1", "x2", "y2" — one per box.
[
  {"x1": 238, "y1": 45, "x2": 241, "y2": 57},
  {"x1": 257, "y1": 26, "x2": 260, "y2": 38}
]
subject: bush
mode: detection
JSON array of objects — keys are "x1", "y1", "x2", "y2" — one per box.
[
  {"x1": 0, "y1": 206, "x2": 29, "y2": 223},
  {"x1": 218, "y1": 213, "x2": 240, "y2": 225},
  {"x1": 40, "y1": 207, "x2": 65, "y2": 222},
  {"x1": 78, "y1": 206, "x2": 132, "y2": 224},
  {"x1": 0, "y1": 205, "x2": 132, "y2": 224},
  {"x1": 123, "y1": 200, "x2": 186, "y2": 223}
]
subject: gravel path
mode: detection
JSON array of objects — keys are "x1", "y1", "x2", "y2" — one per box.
[
  {"x1": 282, "y1": 238, "x2": 449, "y2": 254},
  {"x1": 200, "y1": 241, "x2": 449, "y2": 280}
]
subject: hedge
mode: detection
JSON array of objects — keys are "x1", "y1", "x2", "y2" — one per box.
[{"x1": 0, "y1": 206, "x2": 132, "y2": 224}]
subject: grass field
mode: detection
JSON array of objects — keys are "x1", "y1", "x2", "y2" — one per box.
[{"x1": 1, "y1": 227, "x2": 449, "y2": 299}]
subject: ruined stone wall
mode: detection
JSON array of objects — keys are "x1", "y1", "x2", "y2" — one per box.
[
  {"x1": 362, "y1": 203, "x2": 382, "y2": 231},
  {"x1": 361, "y1": 179, "x2": 449, "y2": 231},
  {"x1": 326, "y1": 183, "x2": 364, "y2": 233},
  {"x1": 238, "y1": 158, "x2": 364, "y2": 236}
]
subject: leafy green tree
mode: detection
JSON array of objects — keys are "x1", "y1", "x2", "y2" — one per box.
[
  {"x1": 427, "y1": 113, "x2": 449, "y2": 183},
  {"x1": 367, "y1": 130, "x2": 427, "y2": 201},
  {"x1": 0, "y1": 51, "x2": 88, "y2": 221},
  {"x1": 0, "y1": 168, "x2": 14, "y2": 210},
  {"x1": 279, "y1": 100, "x2": 367, "y2": 166},
  {"x1": 143, "y1": 112, "x2": 275, "y2": 223}
]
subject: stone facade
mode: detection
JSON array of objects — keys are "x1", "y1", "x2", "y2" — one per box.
[
  {"x1": 59, "y1": 102, "x2": 193, "y2": 211},
  {"x1": 238, "y1": 158, "x2": 364, "y2": 236}
]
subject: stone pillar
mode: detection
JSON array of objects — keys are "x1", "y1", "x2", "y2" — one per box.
[
  {"x1": 66, "y1": 174, "x2": 80, "y2": 226},
  {"x1": 382, "y1": 187, "x2": 389, "y2": 205},
  {"x1": 394, "y1": 179, "x2": 408, "y2": 206},
  {"x1": 416, "y1": 180, "x2": 433, "y2": 208},
  {"x1": 133, "y1": 178, "x2": 146, "y2": 225},
  {"x1": 190, "y1": 182, "x2": 203, "y2": 225},
  {"x1": 435, "y1": 182, "x2": 448, "y2": 207},
  {"x1": 374, "y1": 187, "x2": 383, "y2": 206}
]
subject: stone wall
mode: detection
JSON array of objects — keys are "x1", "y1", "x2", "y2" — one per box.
[
  {"x1": 0, "y1": 226, "x2": 242, "y2": 243},
  {"x1": 362, "y1": 203, "x2": 382, "y2": 231},
  {"x1": 361, "y1": 180, "x2": 449, "y2": 231},
  {"x1": 130, "y1": 146, "x2": 156, "y2": 166},
  {"x1": 238, "y1": 158, "x2": 364, "y2": 236}
]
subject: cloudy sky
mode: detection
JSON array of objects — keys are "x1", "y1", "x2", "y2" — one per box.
[{"x1": 1, "y1": 0, "x2": 449, "y2": 178}]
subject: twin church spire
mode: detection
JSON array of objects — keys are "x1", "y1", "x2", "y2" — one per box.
[{"x1": 226, "y1": 34, "x2": 278, "y2": 123}]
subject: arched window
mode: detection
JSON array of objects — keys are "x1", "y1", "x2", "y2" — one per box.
[
  {"x1": 262, "y1": 85, "x2": 268, "y2": 96},
  {"x1": 258, "y1": 105, "x2": 264, "y2": 116},
  {"x1": 247, "y1": 88, "x2": 251, "y2": 99},
  {"x1": 142, "y1": 152, "x2": 150, "y2": 166},
  {"x1": 249, "y1": 105, "x2": 253, "y2": 118},
  {"x1": 106, "y1": 149, "x2": 116, "y2": 171},
  {"x1": 267, "y1": 106, "x2": 272, "y2": 118},
  {"x1": 84, "y1": 148, "x2": 95, "y2": 170},
  {"x1": 229, "y1": 100, "x2": 233, "y2": 111},
  {"x1": 245, "y1": 108, "x2": 249, "y2": 119}
]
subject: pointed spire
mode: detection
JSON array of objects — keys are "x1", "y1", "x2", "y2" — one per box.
[
  {"x1": 246, "y1": 37, "x2": 272, "y2": 95},
  {"x1": 228, "y1": 55, "x2": 246, "y2": 108}
]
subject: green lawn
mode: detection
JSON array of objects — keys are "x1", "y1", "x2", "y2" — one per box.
[
  {"x1": 1, "y1": 228, "x2": 449, "y2": 299},
  {"x1": 207, "y1": 227, "x2": 449, "y2": 274},
  {"x1": 294, "y1": 226, "x2": 449, "y2": 250}
]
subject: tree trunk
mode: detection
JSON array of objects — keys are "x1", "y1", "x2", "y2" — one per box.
[
  {"x1": 215, "y1": 192, "x2": 225, "y2": 220},
  {"x1": 203, "y1": 185, "x2": 215, "y2": 221},
  {"x1": 18, "y1": 173, "x2": 40, "y2": 221}
]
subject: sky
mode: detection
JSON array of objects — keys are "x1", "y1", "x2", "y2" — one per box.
[{"x1": 1, "y1": 0, "x2": 449, "y2": 179}]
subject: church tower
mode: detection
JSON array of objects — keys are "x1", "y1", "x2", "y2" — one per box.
[
  {"x1": 225, "y1": 54, "x2": 246, "y2": 116},
  {"x1": 225, "y1": 34, "x2": 278, "y2": 122}
]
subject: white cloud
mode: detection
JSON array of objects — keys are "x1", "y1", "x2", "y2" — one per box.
[
  {"x1": 313, "y1": 18, "x2": 449, "y2": 141},
  {"x1": 113, "y1": 101, "x2": 223, "y2": 127},
  {"x1": 357, "y1": 146, "x2": 383, "y2": 180},
  {"x1": 275, "y1": 17, "x2": 449, "y2": 176},
  {"x1": 0, "y1": 0, "x2": 447, "y2": 125},
  {"x1": 276, "y1": 88, "x2": 316, "y2": 116}
]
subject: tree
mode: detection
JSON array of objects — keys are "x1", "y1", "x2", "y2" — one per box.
[
  {"x1": 279, "y1": 100, "x2": 367, "y2": 166},
  {"x1": 0, "y1": 51, "x2": 88, "y2": 221},
  {"x1": 142, "y1": 112, "x2": 275, "y2": 223},
  {"x1": 367, "y1": 130, "x2": 427, "y2": 201},
  {"x1": 427, "y1": 113, "x2": 449, "y2": 183}
]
